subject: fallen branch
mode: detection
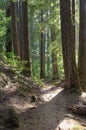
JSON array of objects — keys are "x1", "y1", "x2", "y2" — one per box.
[{"x1": 72, "y1": 105, "x2": 86, "y2": 116}]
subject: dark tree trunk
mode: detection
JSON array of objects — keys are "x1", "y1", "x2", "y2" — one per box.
[
  {"x1": 78, "y1": 0, "x2": 86, "y2": 91},
  {"x1": 11, "y1": 1, "x2": 20, "y2": 56},
  {"x1": 6, "y1": 5, "x2": 12, "y2": 52},
  {"x1": 22, "y1": 0, "x2": 31, "y2": 76},
  {"x1": 51, "y1": 25, "x2": 59, "y2": 79},
  {"x1": 60, "y1": 0, "x2": 81, "y2": 90},
  {"x1": 72, "y1": 0, "x2": 75, "y2": 46},
  {"x1": 47, "y1": 28, "x2": 50, "y2": 76},
  {"x1": 16, "y1": 0, "x2": 24, "y2": 60},
  {"x1": 40, "y1": 11, "x2": 45, "y2": 78}
]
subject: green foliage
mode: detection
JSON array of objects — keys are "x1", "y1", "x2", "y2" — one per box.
[
  {"x1": 32, "y1": 76, "x2": 44, "y2": 87},
  {"x1": 2, "y1": 52, "x2": 28, "y2": 75},
  {"x1": 0, "y1": 0, "x2": 79, "y2": 81},
  {"x1": 0, "y1": 9, "x2": 6, "y2": 51}
]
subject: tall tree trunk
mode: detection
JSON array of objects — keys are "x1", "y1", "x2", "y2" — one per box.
[
  {"x1": 40, "y1": 11, "x2": 45, "y2": 78},
  {"x1": 72, "y1": 0, "x2": 75, "y2": 46},
  {"x1": 78, "y1": 0, "x2": 86, "y2": 91},
  {"x1": 29, "y1": 16, "x2": 34, "y2": 74},
  {"x1": 18, "y1": 0, "x2": 23, "y2": 60},
  {"x1": 11, "y1": 1, "x2": 20, "y2": 56},
  {"x1": 47, "y1": 28, "x2": 50, "y2": 76},
  {"x1": 51, "y1": 25, "x2": 59, "y2": 79},
  {"x1": 60, "y1": 0, "x2": 81, "y2": 90},
  {"x1": 22, "y1": 0, "x2": 31, "y2": 76},
  {"x1": 6, "y1": 5, "x2": 12, "y2": 52}
]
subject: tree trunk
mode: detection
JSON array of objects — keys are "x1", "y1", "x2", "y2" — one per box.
[
  {"x1": 51, "y1": 25, "x2": 59, "y2": 79},
  {"x1": 72, "y1": 0, "x2": 75, "y2": 46},
  {"x1": 60, "y1": 0, "x2": 81, "y2": 90},
  {"x1": 40, "y1": 11, "x2": 45, "y2": 78},
  {"x1": 17, "y1": 0, "x2": 23, "y2": 60},
  {"x1": 78, "y1": 0, "x2": 86, "y2": 91},
  {"x1": 47, "y1": 28, "x2": 50, "y2": 77},
  {"x1": 6, "y1": 5, "x2": 12, "y2": 52},
  {"x1": 11, "y1": 1, "x2": 20, "y2": 56},
  {"x1": 22, "y1": 0, "x2": 31, "y2": 76}
]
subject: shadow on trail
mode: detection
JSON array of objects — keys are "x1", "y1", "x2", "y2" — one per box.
[{"x1": 16, "y1": 90, "x2": 71, "y2": 130}]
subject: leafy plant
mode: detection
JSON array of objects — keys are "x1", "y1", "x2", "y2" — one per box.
[
  {"x1": 2, "y1": 52, "x2": 28, "y2": 75},
  {"x1": 32, "y1": 76, "x2": 44, "y2": 87}
]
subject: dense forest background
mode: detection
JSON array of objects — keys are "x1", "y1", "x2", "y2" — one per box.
[
  {"x1": 0, "y1": 0, "x2": 86, "y2": 92},
  {"x1": 0, "y1": 0, "x2": 86, "y2": 130}
]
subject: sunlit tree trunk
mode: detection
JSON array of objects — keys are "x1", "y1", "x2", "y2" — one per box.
[{"x1": 78, "y1": 0, "x2": 86, "y2": 91}]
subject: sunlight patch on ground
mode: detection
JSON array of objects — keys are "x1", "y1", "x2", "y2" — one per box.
[
  {"x1": 12, "y1": 103, "x2": 34, "y2": 110},
  {"x1": 81, "y1": 92, "x2": 86, "y2": 104},
  {"x1": 9, "y1": 97, "x2": 37, "y2": 113},
  {"x1": 4, "y1": 80, "x2": 18, "y2": 93},
  {"x1": 10, "y1": 101, "x2": 37, "y2": 113},
  {"x1": 57, "y1": 118, "x2": 74, "y2": 130},
  {"x1": 81, "y1": 92, "x2": 86, "y2": 99},
  {"x1": 56, "y1": 118, "x2": 85, "y2": 130},
  {"x1": 41, "y1": 87, "x2": 63, "y2": 102}
]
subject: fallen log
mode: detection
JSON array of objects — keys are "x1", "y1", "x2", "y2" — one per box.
[{"x1": 72, "y1": 104, "x2": 86, "y2": 116}]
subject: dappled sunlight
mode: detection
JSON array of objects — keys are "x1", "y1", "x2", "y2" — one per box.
[
  {"x1": 57, "y1": 118, "x2": 74, "y2": 130},
  {"x1": 81, "y1": 92, "x2": 86, "y2": 99},
  {"x1": 4, "y1": 83, "x2": 17, "y2": 93},
  {"x1": 15, "y1": 89, "x2": 67, "y2": 130},
  {"x1": 10, "y1": 86, "x2": 63, "y2": 113},
  {"x1": 55, "y1": 118, "x2": 85, "y2": 130},
  {"x1": 11, "y1": 101, "x2": 37, "y2": 113},
  {"x1": 41, "y1": 87, "x2": 63, "y2": 102}
]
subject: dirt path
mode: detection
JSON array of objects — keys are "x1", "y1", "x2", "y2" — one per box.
[
  {"x1": 16, "y1": 87, "x2": 65, "y2": 130},
  {"x1": 14, "y1": 85, "x2": 86, "y2": 130},
  {"x1": 0, "y1": 62, "x2": 85, "y2": 130}
]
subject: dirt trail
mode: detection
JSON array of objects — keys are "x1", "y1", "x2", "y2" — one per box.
[
  {"x1": 0, "y1": 62, "x2": 86, "y2": 130},
  {"x1": 15, "y1": 85, "x2": 86, "y2": 130},
  {"x1": 16, "y1": 87, "x2": 65, "y2": 130}
]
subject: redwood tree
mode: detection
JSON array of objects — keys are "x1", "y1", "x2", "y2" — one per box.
[
  {"x1": 40, "y1": 11, "x2": 45, "y2": 78},
  {"x1": 60, "y1": 0, "x2": 80, "y2": 90},
  {"x1": 51, "y1": 25, "x2": 59, "y2": 79},
  {"x1": 6, "y1": 5, "x2": 12, "y2": 52},
  {"x1": 22, "y1": 0, "x2": 31, "y2": 76},
  {"x1": 11, "y1": 1, "x2": 20, "y2": 56},
  {"x1": 72, "y1": 0, "x2": 75, "y2": 45},
  {"x1": 78, "y1": 0, "x2": 86, "y2": 91}
]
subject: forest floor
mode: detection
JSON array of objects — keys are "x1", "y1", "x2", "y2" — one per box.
[{"x1": 0, "y1": 61, "x2": 86, "y2": 130}]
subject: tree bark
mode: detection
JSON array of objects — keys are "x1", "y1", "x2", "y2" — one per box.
[
  {"x1": 22, "y1": 0, "x2": 31, "y2": 76},
  {"x1": 51, "y1": 25, "x2": 59, "y2": 79},
  {"x1": 40, "y1": 11, "x2": 45, "y2": 78},
  {"x1": 60, "y1": 0, "x2": 81, "y2": 90},
  {"x1": 6, "y1": 5, "x2": 12, "y2": 52},
  {"x1": 78, "y1": 0, "x2": 86, "y2": 91},
  {"x1": 17, "y1": 0, "x2": 23, "y2": 60},
  {"x1": 72, "y1": 0, "x2": 75, "y2": 44},
  {"x1": 11, "y1": 1, "x2": 20, "y2": 56}
]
